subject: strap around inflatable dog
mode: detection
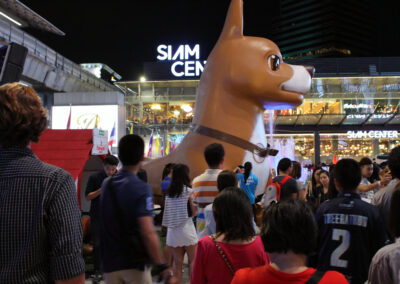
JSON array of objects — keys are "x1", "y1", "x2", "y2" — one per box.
[{"x1": 190, "y1": 124, "x2": 278, "y2": 158}]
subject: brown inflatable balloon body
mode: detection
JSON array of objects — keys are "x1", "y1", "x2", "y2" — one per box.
[{"x1": 143, "y1": 0, "x2": 313, "y2": 198}]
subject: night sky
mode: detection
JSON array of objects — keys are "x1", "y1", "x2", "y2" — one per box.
[{"x1": 20, "y1": 0, "x2": 400, "y2": 80}]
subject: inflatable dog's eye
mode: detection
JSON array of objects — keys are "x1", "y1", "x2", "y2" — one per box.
[{"x1": 268, "y1": 55, "x2": 280, "y2": 71}]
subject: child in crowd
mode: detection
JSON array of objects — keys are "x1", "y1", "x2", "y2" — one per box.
[{"x1": 204, "y1": 170, "x2": 238, "y2": 236}]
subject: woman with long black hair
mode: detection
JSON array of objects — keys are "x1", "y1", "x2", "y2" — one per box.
[
  {"x1": 162, "y1": 164, "x2": 198, "y2": 283},
  {"x1": 306, "y1": 167, "x2": 322, "y2": 206},
  {"x1": 314, "y1": 170, "x2": 330, "y2": 205}
]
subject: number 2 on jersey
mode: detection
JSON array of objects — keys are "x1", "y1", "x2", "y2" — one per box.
[{"x1": 330, "y1": 229, "x2": 350, "y2": 268}]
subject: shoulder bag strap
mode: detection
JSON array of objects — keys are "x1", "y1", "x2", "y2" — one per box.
[
  {"x1": 276, "y1": 175, "x2": 292, "y2": 201},
  {"x1": 280, "y1": 175, "x2": 292, "y2": 186},
  {"x1": 305, "y1": 270, "x2": 325, "y2": 284},
  {"x1": 210, "y1": 235, "x2": 235, "y2": 275}
]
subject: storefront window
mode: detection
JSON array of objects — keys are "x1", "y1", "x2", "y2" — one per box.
[
  {"x1": 272, "y1": 99, "x2": 341, "y2": 116},
  {"x1": 320, "y1": 133, "x2": 400, "y2": 163},
  {"x1": 266, "y1": 134, "x2": 314, "y2": 183},
  {"x1": 267, "y1": 135, "x2": 314, "y2": 163},
  {"x1": 126, "y1": 104, "x2": 141, "y2": 124},
  {"x1": 142, "y1": 103, "x2": 168, "y2": 125},
  {"x1": 125, "y1": 102, "x2": 195, "y2": 128},
  {"x1": 168, "y1": 103, "x2": 194, "y2": 125}
]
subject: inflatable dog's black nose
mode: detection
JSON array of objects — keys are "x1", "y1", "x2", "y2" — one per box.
[{"x1": 305, "y1": 66, "x2": 315, "y2": 77}]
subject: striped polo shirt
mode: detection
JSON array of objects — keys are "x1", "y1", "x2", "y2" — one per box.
[{"x1": 193, "y1": 169, "x2": 222, "y2": 238}]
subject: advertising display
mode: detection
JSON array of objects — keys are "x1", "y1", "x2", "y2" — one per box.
[
  {"x1": 92, "y1": 128, "x2": 109, "y2": 155},
  {"x1": 52, "y1": 105, "x2": 118, "y2": 146}
]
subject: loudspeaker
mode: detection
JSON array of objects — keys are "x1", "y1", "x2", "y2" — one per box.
[{"x1": 0, "y1": 42, "x2": 28, "y2": 84}]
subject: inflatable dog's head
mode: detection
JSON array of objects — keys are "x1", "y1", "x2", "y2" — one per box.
[{"x1": 205, "y1": 0, "x2": 313, "y2": 109}]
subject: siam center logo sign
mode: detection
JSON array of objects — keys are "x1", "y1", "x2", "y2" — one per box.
[
  {"x1": 157, "y1": 44, "x2": 207, "y2": 78},
  {"x1": 347, "y1": 130, "x2": 398, "y2": 139}
]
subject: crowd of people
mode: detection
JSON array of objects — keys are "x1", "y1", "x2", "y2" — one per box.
[
  {"x1": 1, "y1": 83, "x2": 400, "y2": 284},
  {"x1": 86, "y1": 138, "x2": 400, "y2": 284}
]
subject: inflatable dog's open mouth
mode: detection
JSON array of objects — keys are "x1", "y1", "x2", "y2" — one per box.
[
  {"x1": 261, "y1": 64, "x2": 314, "y2": 109},
  {"x1": 280, "y1": 65, "x2": 314, "y2": 95}
]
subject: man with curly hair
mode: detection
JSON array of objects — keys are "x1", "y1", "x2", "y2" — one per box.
[{"x1": 0, "y1": 83, "x2": 85, "y2": 283}]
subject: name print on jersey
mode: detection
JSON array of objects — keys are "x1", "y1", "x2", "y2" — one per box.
[{"x1": 324, "y1": 214, "x2": 368, "y2": 228}]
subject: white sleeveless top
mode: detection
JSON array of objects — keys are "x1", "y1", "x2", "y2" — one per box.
[{"x1": 162, "y1": 186, "x2": 193, "y2": 228}]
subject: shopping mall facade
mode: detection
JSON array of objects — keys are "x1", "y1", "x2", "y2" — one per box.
[{"x1": 116, "y1": 57, "x2": 400, "y2": 166}]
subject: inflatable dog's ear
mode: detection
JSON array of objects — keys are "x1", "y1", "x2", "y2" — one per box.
[{"x1": 220, "y1": 0, "x2": 243, "y2": 39}]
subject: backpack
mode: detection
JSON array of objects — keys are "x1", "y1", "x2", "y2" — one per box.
[{"x1": 263, "y1": 175, "x2": 292, "y2": 207}]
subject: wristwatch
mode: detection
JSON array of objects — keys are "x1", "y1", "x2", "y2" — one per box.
[{"x1": 154, "y1": 262, "x2": 169, "y2": 275}]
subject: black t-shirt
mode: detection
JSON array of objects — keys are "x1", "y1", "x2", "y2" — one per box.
[
  {"x1": 314, "y1": 185, "x2": 328, "y2": 204},
  {"x1": 272, "y1": 175, "x2": 298, "y2": 200},
  {"x1": 85, "y1": 170, "x2": 107, "y2": 219},
  {"x1": 316, "y1": 192, "x2": 388, "y2": 284}
]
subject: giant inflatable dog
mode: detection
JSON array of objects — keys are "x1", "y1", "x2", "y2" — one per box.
[{"x1": 144, "y1": 0, "x2": 313, "y2": 197}]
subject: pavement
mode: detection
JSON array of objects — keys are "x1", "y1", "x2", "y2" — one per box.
[
  {"x1": 85, "y1": 254, "x2": 191, "y2": 284},
  {"x1": 84, "y1": 225, "x2": 191, "y2": 284},
  {"x1": 84, "y1": 265, "x2": 190, "y2": 284}
]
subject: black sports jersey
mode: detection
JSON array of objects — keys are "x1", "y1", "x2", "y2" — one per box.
[{"x1": 316, "y1": 192, "x2": 388, "y2": 284}]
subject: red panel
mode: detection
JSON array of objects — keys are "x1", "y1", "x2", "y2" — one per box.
[{"x1": 31, "y1": 129, "x2": 94, "y2": 181}]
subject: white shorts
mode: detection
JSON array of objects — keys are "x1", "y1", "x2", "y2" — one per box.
[{"x1": 166, "y1": 218, "x2": 198, "y2": 247}]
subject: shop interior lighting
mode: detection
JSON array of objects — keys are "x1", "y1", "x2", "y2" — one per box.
[
  {"x1": 173, "y1": 110, "x2": 180, "y2": 116},
  {"x1": 151, "y1": 104, "x2": 161, "y2": 110},
  {"x1": 0, "y1": 11, "x2": 22, "y2": 26},
  {"x1": 181, "y1": 104, "x2": 192, "y2": 112}
]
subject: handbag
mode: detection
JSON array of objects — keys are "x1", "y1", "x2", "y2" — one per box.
[
  {"x1": 108, "y1": 177, "x2": 149, "y2": 264},
  {"x1": 210, "y1": 235, "x2": 235, "y2": 275},
  {"x1": 186, "y1": 186, "x2": 193, "y2": 217},
  {"x1": 187, "y1": 200, "x2": 192, "y2": 217}
]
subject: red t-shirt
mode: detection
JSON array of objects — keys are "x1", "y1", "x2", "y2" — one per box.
[
  {"x1": 191, "y1": 235, "x2": 269, "y2": 284},
  {"x1": 231, "y1": 265, "x2": 348, "y2": 284}
]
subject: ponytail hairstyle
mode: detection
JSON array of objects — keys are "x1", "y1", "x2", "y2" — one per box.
[{"x1": 244, "y1": 161, "x2": 252, "y2": 183}]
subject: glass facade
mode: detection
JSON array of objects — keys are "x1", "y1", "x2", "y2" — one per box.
[
  {"x1": 319, "y1": 133, "x2": 398, "y2": 164},
  {"x1": 116, "y1": 76, "x2": 400, "y2": 160},
  {"x1": 268, "y1": 133, "x2": 399, "y2": 165},
  {"x1": 266, "y1": 76, "x2": 400, "y2": 126}
]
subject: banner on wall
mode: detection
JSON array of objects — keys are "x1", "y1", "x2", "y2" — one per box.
[
  {"x1": 52, "y1": 105, "x2": 119, "y2": 147},
  {"x1": 92, "y1": 128, "x2": 109, "y2": 155}
]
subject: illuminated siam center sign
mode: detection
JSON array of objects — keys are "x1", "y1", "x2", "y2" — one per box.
[
  {"x1": 157, "y1": 44, "x2": 207, "y2": 78},
  {"x1": 347, "y1": 130, "x2": 398, "y2": 139}
]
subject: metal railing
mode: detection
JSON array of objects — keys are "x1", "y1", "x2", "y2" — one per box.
[{"x1": 0, "y1": 18, "x2": 117, "y2": 92}]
